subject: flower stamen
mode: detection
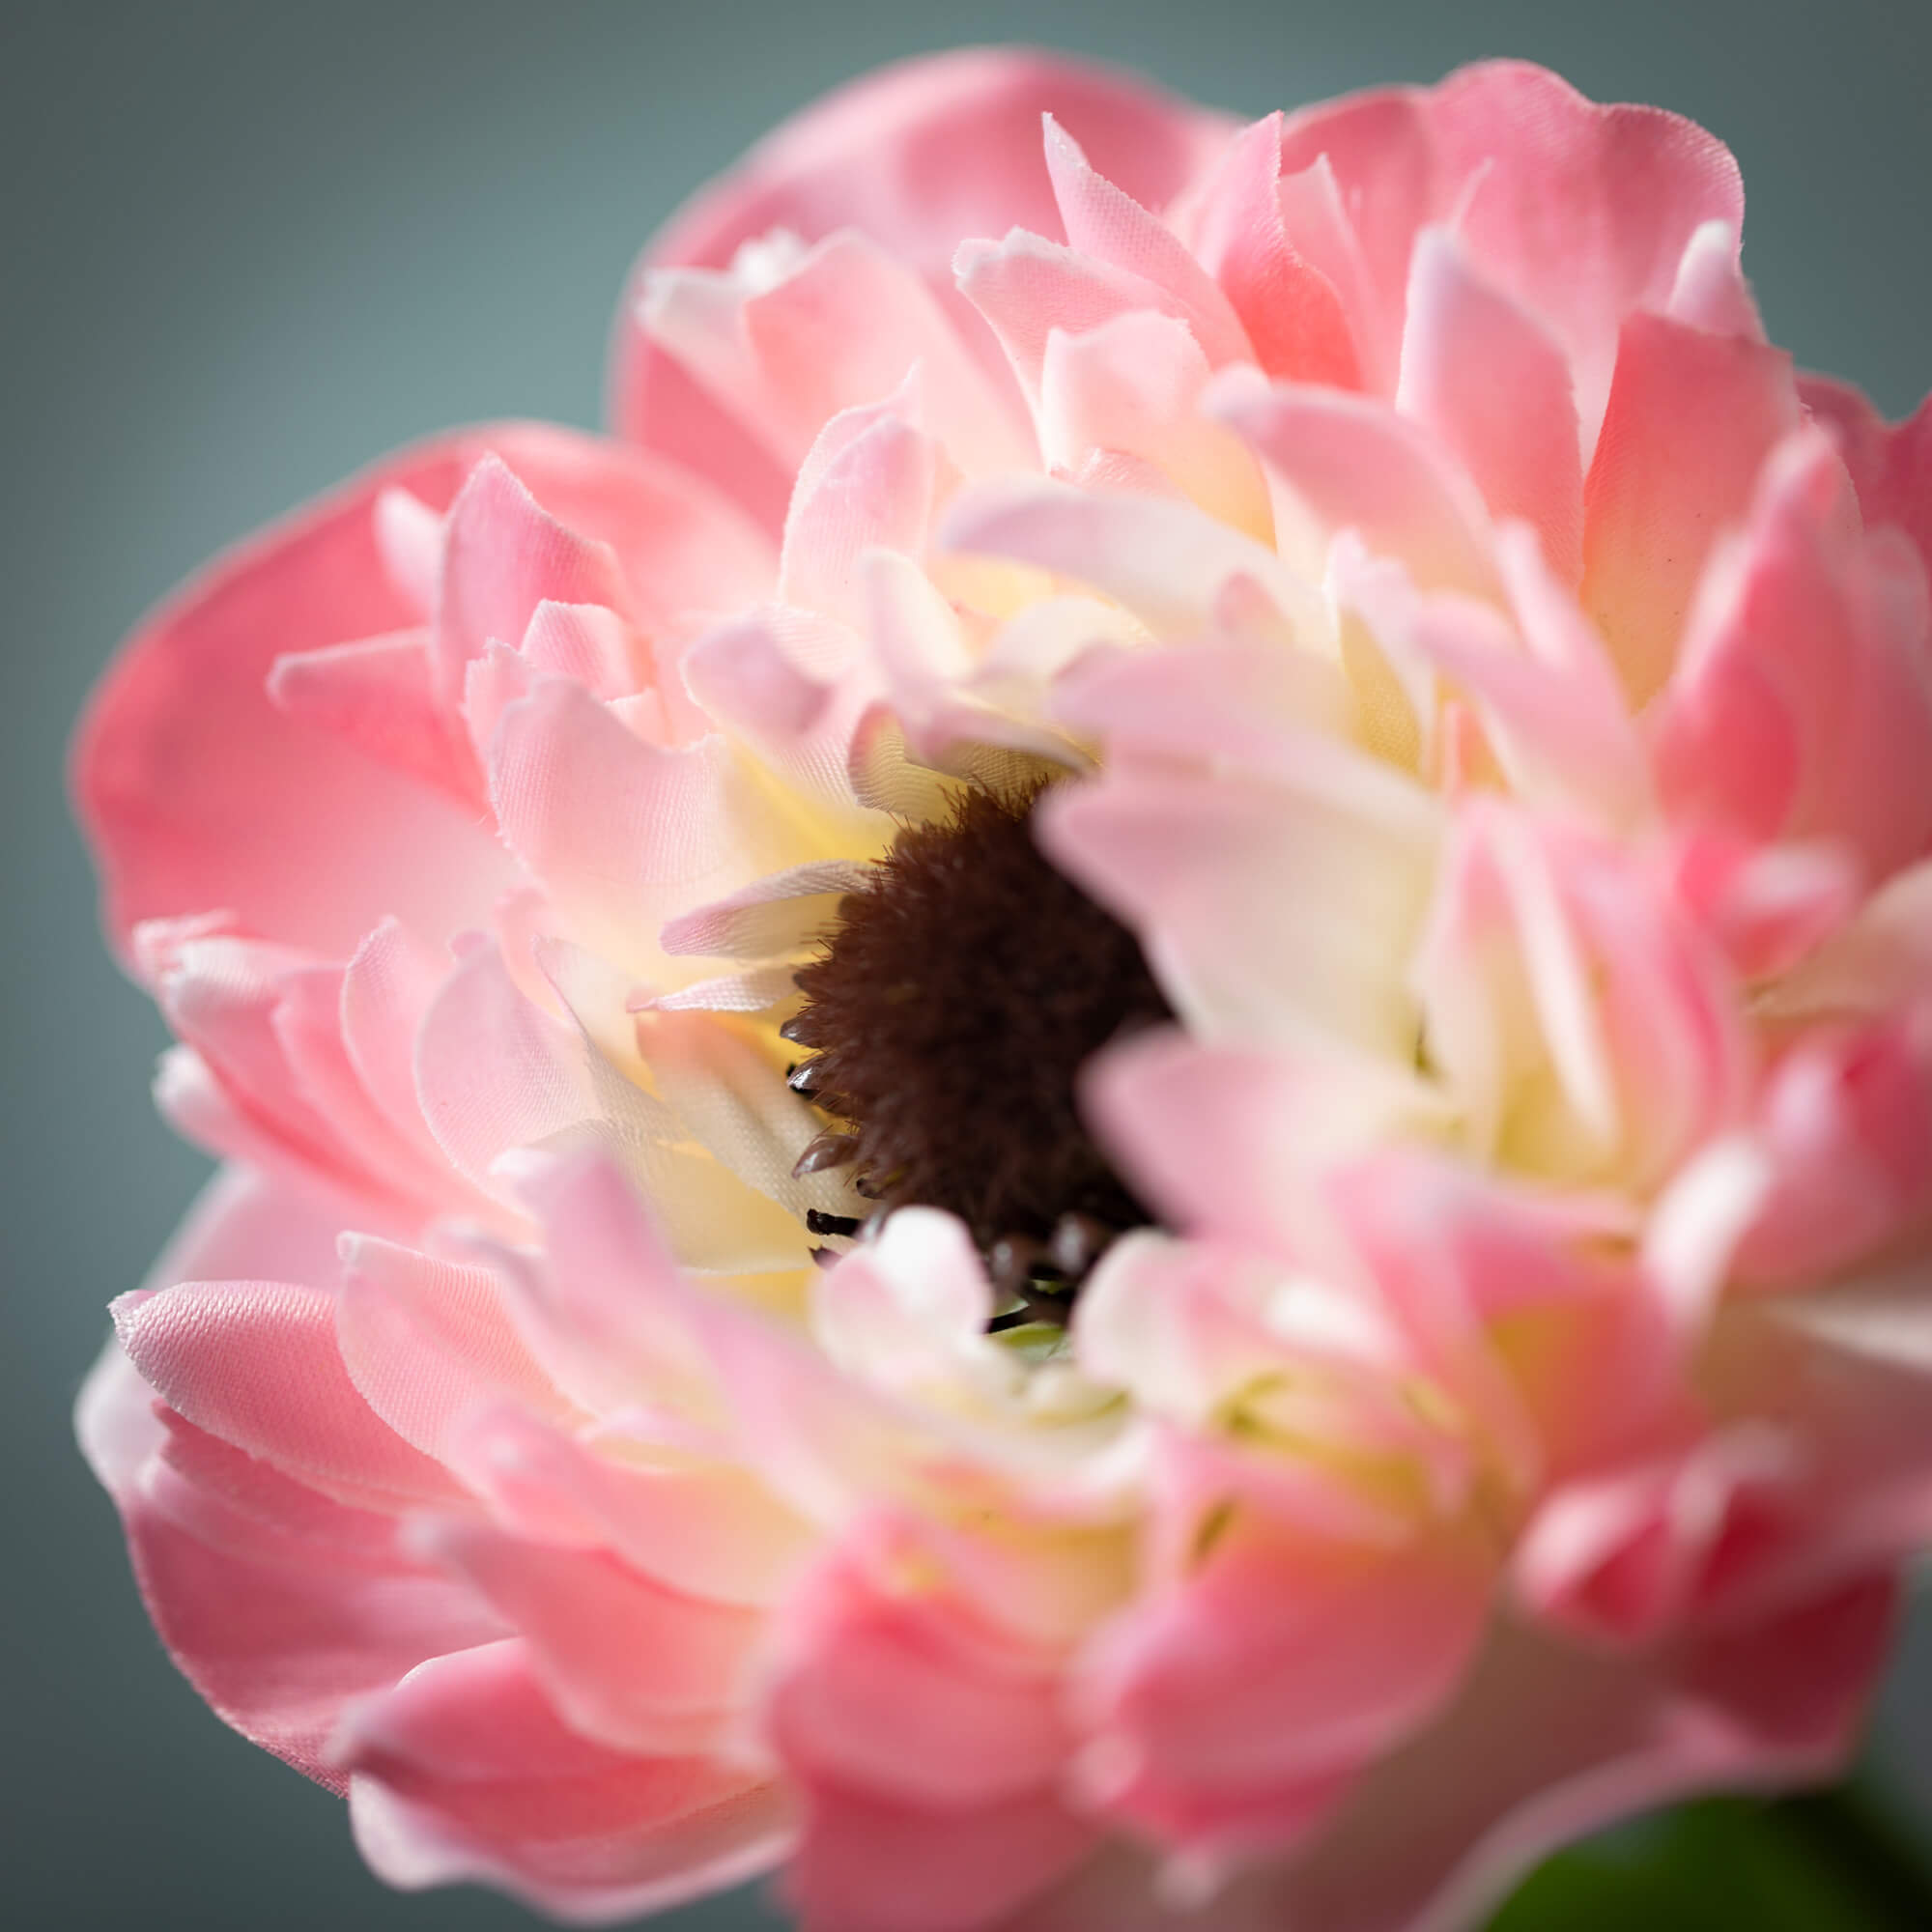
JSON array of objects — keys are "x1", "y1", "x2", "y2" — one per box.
[{"x1": 783, "y1": 783, "x2": 1171, "y2": 1312}]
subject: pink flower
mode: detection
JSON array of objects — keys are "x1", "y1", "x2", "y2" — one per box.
[{"x1": 72, "y1": 46, "x2": 1932, "y2": 1932}]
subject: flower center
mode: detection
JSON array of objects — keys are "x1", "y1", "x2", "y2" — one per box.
[{"x1": 782, "y1": 783, "x2": 1171, "y2": 1322}]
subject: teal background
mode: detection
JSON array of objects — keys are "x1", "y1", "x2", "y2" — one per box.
[{"x1": 6, "y1": 1, "x2": 1932, "y2": 1925}]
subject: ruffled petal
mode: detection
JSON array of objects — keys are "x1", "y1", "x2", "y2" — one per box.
[
  {"x1": 341, "y1": 1639, "x2": 789, "y2": 1922},
  {"x1": 612, "y1": 48, "x2": 1232, "y2": 525},
  {"x1": 1274, "y1": 59, "x2": 1744, "y2": 444},
  {"x1": 73, "y1": 429, "x2": 541, "y2": 961},
  {"x1": 1653, "y1": 426, "x2": 1932, "y2": 882},
  {"x1": 1580, "y1": 314, "x2": 1798, "y2": 705}
]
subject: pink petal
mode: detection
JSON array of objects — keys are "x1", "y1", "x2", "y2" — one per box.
[
  {"x1": 479, "y1": 1150, "x2": 722, "y2": 1426},
  {"x1": 661, "y1": 860, "x2": 873, "y2": 961},
  {"x1": 1038, "y1": 755, "x2": 1436, "y2": 1061},
  {"x1": 114, "y1": 1276, "x2": 467, "y2": 1513},
  {"x1": 1186, "y1": 113, "x2": 1360, "y2": 387},
  {"x1": 1009, "y1": 1584, "x2": 1894, "y2": 1932},
  {"x1": 270, "y1": 955, "x2": 479, "y2": 1216},
  {"x1": 1514, "y1": 1430, "x2": 1801, "y2": 1643},
  {"x1": 411, "y1": 1518, "x2": 763, "y2": 1757},
  {"x1": 340, "y1": 915, "x2": 462, "y2": 1171},
  {"x1": 1040, "y1": 115, "x2": 1250, "y2": 367},
  {"x1": 487, "y1": 676, "x2": 797, "y2": 980},
  {"x1": 1800, "y1": 374, "x2": 1932, "y2": 581},
  {"x1": 766, "y1": 1535, "x2": 1072, "y2": 1811},
  {"x1": 778, "y1": 399, "x2": 939, "y2": 628},
  {"x1": 434, "y1": 455, "x2": 636, "y2": 702},
  {"x1": 1395, "y1": 230, "x2": 1583, "y2": 584},
  {"x1": 679, "y1": 609, "x2": 885, "y2": 824},
  {"x1": 1037, "y1": 312, "x2": 1271, "y2": 536},
  {"x1": 412, "y1": 940, "x2": 613, "y2": 1199},
  {"x1": 1667, "y1": 834, "x2": 1863, "y2": 985},
  {"x1": 1416, "y1": 806, "x2": 1748, "y2": 1190},
  {"x1": 1735, "y1": 1000, "x2": 1932, "y2": 1286},
  {"x1": 612, "y1": 48, "x2": 1232, "y2": 526},
  {"x1": 73, "y1": 428, "x2": 530, "y2": 962},
  {"x1": 136, "y1": 919, "x2": 381, "y2": 1197},
  {"x1": 1666, "y1": 218, "x2": 1766, "y2": 342},
  {"x1": 1083, "y1": 1032, "x2": 1435, "y2": 1256},
  {"x1": 941, "y1": 474, "x2": 1318, "y2": 640},
  {"x1": 955, "y1": 227, "x2": 1212, "y2": 407},
  {"x1": 439, "y1": 439, "x2": 775, "y2": 676},
  {"x1": 113, "y1": 1408, "x2": 505, "y2": 1792},
  {"x1": 1208, "y1": 370, "x2": 1497, "y2": 596},
  {"x1": 373, "y1": 485, "x2": 442, "y2": 618},
  {"x1": 270, "y1": 630, "x2": 484, "y2": 804},
  {"x1": 1275, "y1": 60, "x2": 1744, "y2": 445},
  {"x1": 1342, "y1": 533, "x2": 1647, "y2": 827},
  {"x1": 78, "y1": 1167, "x2": 505, "y2": 1788},
  {"x1": 341, "y1": 1638, "x2": 789, "y2": 1921},
  {"x1": 1581, "y1": 313, "x2": 1799, "y2": 705},
  {"x1": 520, "y1": 599, "x2": 652, "y2": 701},
  {"x1": 1075, "y1": 1518, "x2": 1492, "y2": 1860},
  {"x1": 786, "y1": 1777, "x2": 1095, "y2": 1932},
  {"x1": 445, "y1": 1403, "x2": 812, "y2": 1609},
  {"x1": 335, "y1": 1235, "x2": 579, "y2": 1463},
  {"x1": 1653, "y1": 427, "x2": 1932, "y2": 881},
  {"x1": 644, "y1": 230, "x2": 1034, "y2": 481}
]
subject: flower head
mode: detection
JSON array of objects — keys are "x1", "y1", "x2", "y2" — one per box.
[{"x1": 74, "y1": 47, "x2": 1932, "y2": 1932}]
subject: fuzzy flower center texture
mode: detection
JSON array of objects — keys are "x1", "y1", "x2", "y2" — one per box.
[{"x1": 782, "y1": 783, "x2": 1172, "y2": 1319}]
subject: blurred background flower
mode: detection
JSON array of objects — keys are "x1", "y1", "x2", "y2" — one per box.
[{"x1": 9, "y1": 3, "x2": 1932, "y2": 1929}]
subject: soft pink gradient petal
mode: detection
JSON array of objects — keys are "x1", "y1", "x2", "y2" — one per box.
[
  {"x1": 644, "y1": 230, "x2": 1034, "y2": 483},
  {"x1": 1736, "y1": 1001, "x2": 1932, "y2": 1285},
  {"x1": 1395, "y1": 231, "x2": 1584, "y2": 585},
  {"x1": 1801, "y1": 375, "x2": 1932, "y2": 579},
  {"x1": 611, "y1": 48, "x2": 1233, "y2": 526},
  {"x1": 72, "y1": 430, "x2": 549, "y2": 962},
  {"x1": 1186, "y1": 113, "x2": 1360, "y2": 387},
  {"x1": 444, "y1": 1403, "x2": 813, "y2": 1610},
  {"x1": 412, "y1": 1520, "x2": 763, "y2": 1758},
  {"x1": 778, "y1": 399, "x2": 939, "y2": 629},
  {"x1": 1084, "y1": 1031, "x2": 1435, "y2": 1255},
  {"x1": 79, "y1": 1170, "x2": 506, "y2": 1789},
  {"x1": 942, "y1": 472, "x2": 1318, "y2": 639},
  {"x1": 1654, "y1": 426, "x2": 1932, "y2": 882},
  {"x1": 1003, "y1": 1582, "x2": 1894, "y2": 1932},
  {"x1": 1581, "y1": 313, "x2": 1799, "y2": 705},
  {"x1": 1415, "y1": 806, "x2": 1749, "y2": 1190},
  {"x1": 786, "y1": 1777, "x2": 1097, "y2": 1932},
  {"x1": 1037, "y1": 313, "x2": 1270, "y2": 536},
  {"x1": 1040, "y1": 753, "x2": 1436, "y2": 1061},
  {"x1": 1274, "y1": 60, "x2": 1744, "y2": 444},
  {"x1": 1209, "y1": 370, "x2": 1498, "y2": 596},
  {"x1": 1075, "y1": 1520, "x2": 1492, "y2": 1860},
  {"x1": 336, "y1": 1236, "x2": 581, "y2": 1463},
  {"x1": 340, "y1": 1640, "x2": 790, "y2": 1924},
  {"x1": 1040, "y1": 115, "x2": 1251, "y2": 367},
  {"x1": 113, "y1": 1277, "x2": 468, "y2": 1514},
  {"x1": 766, "y1": 1536, "x2": 1073, "y2": 1811},
  {"x1": 270, "y1": 631, "x2": 484, "y2": 806},
  {"x1": 488, "y1": 677, "x2": 797, "y2": 980}
]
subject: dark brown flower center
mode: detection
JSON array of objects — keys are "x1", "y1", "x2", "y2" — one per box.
[{"x1": 782, "y1": 783, "x2": 1170, "y2": 1322}]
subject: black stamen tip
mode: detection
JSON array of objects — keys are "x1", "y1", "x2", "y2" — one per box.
[{"x1": 806, "y1": 1208, "x2": 864, "y2": 1239}]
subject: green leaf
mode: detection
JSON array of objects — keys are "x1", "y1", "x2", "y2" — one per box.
[{"x1": 1488, "y1": 1785, "x2": 1932, "y2": 1932}]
